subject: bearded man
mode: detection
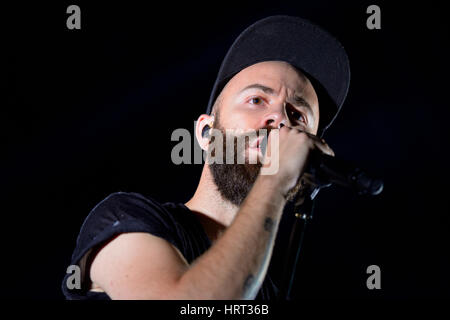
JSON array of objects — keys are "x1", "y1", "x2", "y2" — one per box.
[{"x1": 62, "y1": 15, "x2": 350, "y2": 300}]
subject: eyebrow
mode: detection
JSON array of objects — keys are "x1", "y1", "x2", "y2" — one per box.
[
  {"x1": 239, "y1": 83, "x2": 313, "y2": 112},
  {"x1": 290, "y1": 95, "x2": 312, "y2": 113},
  {"x1": 239, "y1": 83, "x2": 275, "y2": 95}
]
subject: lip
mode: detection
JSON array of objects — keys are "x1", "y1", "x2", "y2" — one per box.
[
  {"x1": 248, "y1": 146, "x2": 261, "y2": 152},
  {"x1": 247, "y1": 147, "x2": 263, "y2": 163},
  {"x1": 248, "y1": 145, "x2": 263, "y2": 157},
  {"x1": 250, "y1": 136, "x2": 264, "y2": 149}
]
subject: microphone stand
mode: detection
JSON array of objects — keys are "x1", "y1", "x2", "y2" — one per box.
[
  {"x1": 277, "y1": 172, "x2": 330, "y2": 300},
  {"x1": 276, "y1": 151, "x2": 384, "y2": 300},
  {"x1": 277, "y1": 195, "x2": 314, "y2": 300}
]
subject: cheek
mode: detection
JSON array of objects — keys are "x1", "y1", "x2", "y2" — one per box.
[
  {"x1": 311, "y1": 107, "x2": 320, "y2": 134},
  {"x1": 220, "y1": 105, "x2": 264, "y2": 130},
  {"x1": 305, "y1": 91, "x2": 320, "y2": 132}
]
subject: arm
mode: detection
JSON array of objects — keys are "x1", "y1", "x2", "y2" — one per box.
[
  {"x1": 176, "y1": 173, "x2": 286, "y2": 299},
  {"x1": 89, "y1": 175, "x2": 284, "y2": 300},
  {"x1": 90, "y1": 127, "x2": 333, "y2": 299}
]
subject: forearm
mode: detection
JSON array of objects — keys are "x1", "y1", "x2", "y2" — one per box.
[{"x1": 173, "y1": 175, "x2": 286, "y2": 299}]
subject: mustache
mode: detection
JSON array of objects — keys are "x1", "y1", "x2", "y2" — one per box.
[
  {"x1": 206, "y1": 126, "x2": 273, "y2": 166},
  {"x1": 212, "y1": 125, "x2": 273, "y2": 146},
  {"x1": 234, "y1": 126, "x2": 273, "y2": 156}
]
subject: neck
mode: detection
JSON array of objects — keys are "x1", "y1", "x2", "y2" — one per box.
[{"x1": 185, "y1": 165, "x2": 238, "y2": 242}]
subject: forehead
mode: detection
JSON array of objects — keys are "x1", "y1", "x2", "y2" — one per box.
[{"x1": 224, "y1": 61, "x2": 312, "y2": 93}]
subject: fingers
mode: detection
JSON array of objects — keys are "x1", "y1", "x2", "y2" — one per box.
[
  {"x1": 280, "y1": 126, "x2": 335, "y2": 157},
  {"x1": 314, "y1": 137, "x2": 335, "y2": 157}
]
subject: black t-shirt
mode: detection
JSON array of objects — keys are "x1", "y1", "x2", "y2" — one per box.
[{"x1": 62, "y1": 192, "x2": 278, "y2": 300}]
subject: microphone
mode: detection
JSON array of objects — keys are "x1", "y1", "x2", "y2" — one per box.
[
  {"x1": 260, "y1": 126, "x2": 383, "y2": 196},
  {"x1": 307, "y1": 150, "x2": 384, "y2": 196}
]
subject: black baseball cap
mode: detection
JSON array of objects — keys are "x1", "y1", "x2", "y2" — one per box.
[{"x1": 206, "y1": 15, "x2": 350, "y2": 137}]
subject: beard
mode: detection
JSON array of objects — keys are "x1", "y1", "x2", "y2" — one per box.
[{"x1": 208, "y1": 120, "x2": 271, "y2": 207}]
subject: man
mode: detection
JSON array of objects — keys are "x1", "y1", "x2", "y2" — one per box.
[{"x1": 62, "y1": 15, "x2": 350, "y2": 300}]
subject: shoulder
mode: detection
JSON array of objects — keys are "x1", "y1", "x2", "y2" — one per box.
[
  {"x1": 89, "y1": 191, "x2": 166, "y2": 216},
  {"x1": 63, "y1": 192, "x2": 187, "y2": 299},
  {"x1": 81, "y1": 192, "x2": 176, "y2": 230},
  {"x1": 72, "y1": 192, "x2": 184, "y2": 268}
]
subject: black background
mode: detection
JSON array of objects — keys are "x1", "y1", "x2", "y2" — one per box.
[{"x1": 3, "y1": 1, "x2": 449, "y2": 299}]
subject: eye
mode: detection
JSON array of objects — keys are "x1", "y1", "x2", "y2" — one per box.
[
  {"x1": 288, "y1": 108, "x2": 306, "y2": 124},
  {"x1": 248, "y1": 97, "x2": 264, "y2": 105}
]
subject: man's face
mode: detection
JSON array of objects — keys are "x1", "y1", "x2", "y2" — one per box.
[
  {"x1": 216, "y1": 61, "x2": 320, "y2": 136},
  {"x1": 209, "y1": 61, "x2": 320, "y2": 206}
]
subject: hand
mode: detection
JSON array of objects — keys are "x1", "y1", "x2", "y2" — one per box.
[{"x1": 263, "y1": 126, "x2": 334, "y2": 197}]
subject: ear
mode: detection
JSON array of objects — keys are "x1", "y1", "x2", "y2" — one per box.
[{"x1": 195, "y1": 114, "x2": 215, "y2": 151}]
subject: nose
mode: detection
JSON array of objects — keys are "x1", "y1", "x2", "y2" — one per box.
[{"x1": 260, "y1": 104, "x2": 287, "y2": 129}]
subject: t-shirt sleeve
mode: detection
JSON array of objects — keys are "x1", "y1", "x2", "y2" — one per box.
[{"x1": 62, "y1": 192, "x2": 181, "y2": 299}]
